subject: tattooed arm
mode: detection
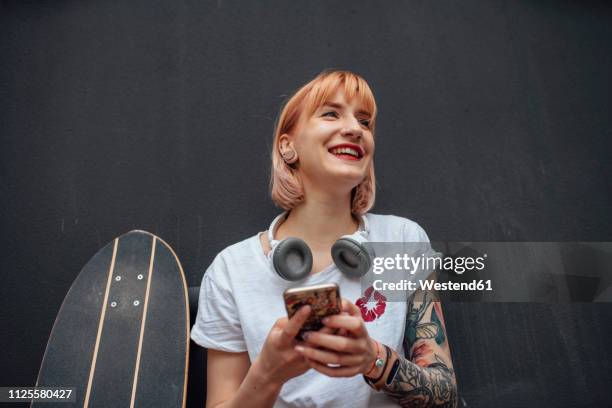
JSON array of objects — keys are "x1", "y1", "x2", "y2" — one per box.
[{"x1": 368, "y1": 283, "x2": 458, "y2": 407}]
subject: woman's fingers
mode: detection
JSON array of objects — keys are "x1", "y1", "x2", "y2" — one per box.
[
  {"x1": 336, "y1": 328, "x2": 348, "y2": 337},
  {"x1": 280, "y1": 305, "x2": 311, "y2": 344},
  {"x1": 305, "y1": 358, "x2": 362, "y2": 378},
  {"x1": 322, "y1": 314, "x2": 367, "y2": 338},
  {"x1": 318, "y1": 325, "x2": 336, "y2": 335},
  {"x1": 294, "y1": 344, "x2": 362, "y2": 367},
  {"x1": 341, "y1": 298, "x2": 362, "y2": 317},
  {"x1": 301, "y1": 331, "x2": 362, "y2": 353}
]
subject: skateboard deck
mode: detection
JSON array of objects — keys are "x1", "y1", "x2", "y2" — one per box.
[{"x1": 32, "y1": 230, "x2": 189, "y2": 408}]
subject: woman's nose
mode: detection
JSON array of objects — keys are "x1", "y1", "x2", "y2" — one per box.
[{"x1": 340, "y1": 117, "x2": 363, "y2": 139}]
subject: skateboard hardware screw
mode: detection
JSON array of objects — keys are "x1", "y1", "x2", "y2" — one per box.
[
  {"x1": 115, "y1": 276, "x2": 122, "y2": 281},
  {"x1": 133, "y1": 300, "x2": 140, "y2": 306},
  {"x1": 110, "y1": 301, "x2": 117, "y2": 307},
  {"x1": 137, "y1": 274, "x2": 144, "y2": 280}
]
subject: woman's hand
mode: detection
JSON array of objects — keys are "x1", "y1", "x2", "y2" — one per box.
[
  {"x1": 253, "y1": 305, "x2": 313, "y2": 386},
  {"x1": 294, "y1": 298, "x2": 379, "y2": 377}
]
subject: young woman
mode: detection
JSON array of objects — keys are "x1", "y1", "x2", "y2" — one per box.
[{"x1": 191, "y1": 70, "x2": 457, "y2": 407}]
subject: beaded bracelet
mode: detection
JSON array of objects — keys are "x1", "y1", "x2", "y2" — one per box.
[
  {"x1": 363, "y1": 344, "x2": 391, "y2": 390},
  {"x1": 364, "y1": 340, "x2": 383, "y2": 377}
]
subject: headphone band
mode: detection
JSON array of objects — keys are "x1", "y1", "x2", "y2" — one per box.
[
  {"x1": 267, "y1": 212, "x2": 289, "y2": 247},
  {"x1": 359, "y1": 212, "x2": 370, "y2": 235}
]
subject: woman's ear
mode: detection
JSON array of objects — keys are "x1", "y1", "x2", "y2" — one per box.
[
  {"x1": 278, "y1": 133, "x2": 292, "y2": 151},
  {"x1": 279, "y1": 133, "x2": 298, "y2": 164}
]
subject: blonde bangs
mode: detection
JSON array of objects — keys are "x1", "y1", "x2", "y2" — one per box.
[{"x1": 301, "y1": 71, "x2": 377, "y2": 132}]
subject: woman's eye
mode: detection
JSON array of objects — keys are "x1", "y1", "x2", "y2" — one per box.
[
  {"x1": 322, "y1": 111, "x2": 339, "y2": 118},
  {"x1": 360, "y1": 119, "x2": 371, "y2": 128}
]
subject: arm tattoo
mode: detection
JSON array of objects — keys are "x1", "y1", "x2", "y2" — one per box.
[
  {"x1": 384, "y1": 355, "x2": 456, "y2": 408},
  {"x1": 381, "y1": 291, "x2": 457, "y2": 408},
  {"x1": 405, "y1": 291, "x2": 444, "y2": 348}
]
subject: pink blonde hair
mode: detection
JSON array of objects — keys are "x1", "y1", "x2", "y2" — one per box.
[{"x1": 270, "y1": 70, "x2": 377, "y2": 215}]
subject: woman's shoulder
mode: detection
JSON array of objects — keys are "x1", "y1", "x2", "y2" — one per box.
[
  {"x1": 365, "y1": 212, "x2": 430, "y2": 242},
  {"x1": 220, "y1": 233, "x2": 261, "y2": 258},
  {"x1": 204, "y1": 233, "x2": 263, "y2": 282}
]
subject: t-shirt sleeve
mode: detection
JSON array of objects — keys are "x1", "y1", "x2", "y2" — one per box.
[
  {"x1": 401, "y1": 218, "x2": 430, "y2": 244},
  {"x1": 190, "y1": 255, "x2": 247, "y2": 353},
  {"x1": 402, "y1": 219, "x2": 439, "y2": 281}
]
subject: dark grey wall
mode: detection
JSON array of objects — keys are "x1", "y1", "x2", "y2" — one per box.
[{"x1": 1, "y1": 1, "x2": 611, "y2": 407}]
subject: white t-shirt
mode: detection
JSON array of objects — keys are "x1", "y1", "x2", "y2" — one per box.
[{"x1": 191, "y1": 213, "x2": 432, "y2": 408}]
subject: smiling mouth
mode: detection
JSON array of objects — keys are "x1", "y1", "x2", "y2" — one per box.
[{"x1": 328, "y1": 146, "x2": 363, "y2": 161}]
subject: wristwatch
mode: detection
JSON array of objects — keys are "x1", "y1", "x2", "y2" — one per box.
[{"x1": 385, "y1": 358, "x2": 401, "y2": 386}]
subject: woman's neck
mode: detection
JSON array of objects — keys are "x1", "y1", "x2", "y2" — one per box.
[{"x1": 277, "y1": 192, "x2": 359, "y2": 247}]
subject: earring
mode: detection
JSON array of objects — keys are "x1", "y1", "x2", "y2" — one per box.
[{"x1": 281, "y1": 149, "x2": 298, "y2": 164}]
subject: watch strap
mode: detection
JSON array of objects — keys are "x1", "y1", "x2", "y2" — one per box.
[{"x1": 385, "y1": 358, "x2": 401, "y2": 386}]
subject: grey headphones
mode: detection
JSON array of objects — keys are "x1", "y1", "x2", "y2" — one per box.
[{"x1": 266, "y1": 212, "x2": 375, "y2": 281}]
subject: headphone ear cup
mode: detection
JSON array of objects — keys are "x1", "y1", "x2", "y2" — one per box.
[
  {"x1": 331, "y1": 238, "x2": 373, "y2": 279},
  {"x1": 272, "y1": 238, "x2": 313, "y2": 281}
]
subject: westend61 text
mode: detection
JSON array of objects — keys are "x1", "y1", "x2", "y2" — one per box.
[{"x1": 373, "y1": 279, "x2": 493, "y2": 292}]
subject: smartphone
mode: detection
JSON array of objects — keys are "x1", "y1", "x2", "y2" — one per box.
[{"x1": 283, "y1": 283, "x2": 341, "y2": 338}]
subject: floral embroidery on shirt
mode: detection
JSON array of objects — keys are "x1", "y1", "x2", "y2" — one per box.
[{"x1": 356, "y1": 285, "x2": 387, "y2": 322}]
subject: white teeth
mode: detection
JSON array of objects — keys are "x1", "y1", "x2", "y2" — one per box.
[{"x1": 330, "y1": 147, "x2": 360, "y2": 157}]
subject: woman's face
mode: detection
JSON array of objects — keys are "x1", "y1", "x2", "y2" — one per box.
[{"x1": 286, "y1": 90, "x2": 375, "y2": 194}]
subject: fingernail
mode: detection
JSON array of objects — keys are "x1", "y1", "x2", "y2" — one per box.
[
  {"x1": 302, "y1": 331, "x2": 312, "y2": 340},
  {"x1": 295, "y1": 345, "x2": 304, "y2": 353},
  {"x1": 322, "y1": 317, "x2": 330, "y2": 324}
]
